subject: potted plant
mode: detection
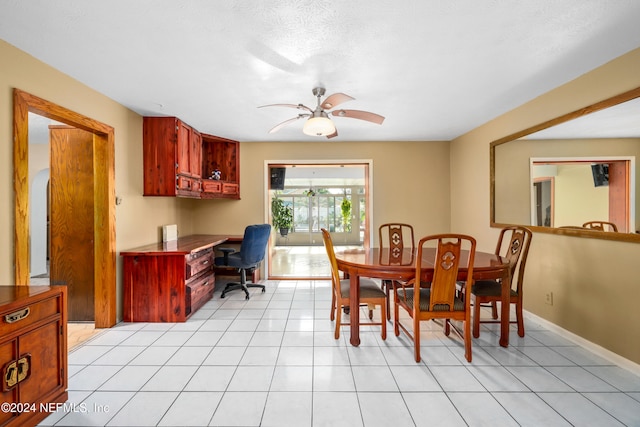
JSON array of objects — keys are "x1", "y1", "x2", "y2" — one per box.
[
  {"x1": 341, "y1": 198, "x2": 352, "y2": 232},
  {"x1": 271, "y1": 197, "x2": 293, "y2": 236}
]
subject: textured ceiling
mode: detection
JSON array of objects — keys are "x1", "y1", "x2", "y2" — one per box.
[{"x1": 2, "y1": 0, "x2": 640, "y2": 142}]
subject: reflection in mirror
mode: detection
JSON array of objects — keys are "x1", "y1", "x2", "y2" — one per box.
[
  {"x1": 491, "y1": 86, "x2": 640, "y2": 242},
  {"x1": 529, "y1": 157, "x2": 634, "y2": 232}
]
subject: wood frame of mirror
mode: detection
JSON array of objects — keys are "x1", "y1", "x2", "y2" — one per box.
[
  {"x1": 490, "y1": 85, "x2": 640, "y2": 243},
  {"x1": 13, "y1": 89, "x2": 117, "y2": 327}
]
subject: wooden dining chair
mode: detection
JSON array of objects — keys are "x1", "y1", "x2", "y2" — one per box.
[
  {"x1": 378, "y1": 223, "x2": 415, "y2": 320},
  {"x1": 471, "y1": 226, "x2": 532, "y2": 338},
  {"x1": 321, "y1": 228, "x2": 387, "y2": 340},
  {"x1": 582, "y1": 221, "x2": 618, "y2": 232},
  {"x1": 394, "y1": 234, "x2": 476, "y2": 362}
]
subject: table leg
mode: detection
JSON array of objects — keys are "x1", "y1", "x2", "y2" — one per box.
[
  {"x1": 499, "y1": 268, "x2": 511, "y2": 347},
  {"x1": 349, "y1": 271, "x2": 360, "y2": 346}
]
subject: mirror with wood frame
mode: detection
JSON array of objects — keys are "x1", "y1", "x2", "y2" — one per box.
[{"x1": 491, "y1": 86, "x2": 640, "y2": 243}]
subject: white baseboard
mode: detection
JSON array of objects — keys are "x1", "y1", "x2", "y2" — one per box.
[{"x1": 524, "y1": 310, "x2": 640, "y2": 376}]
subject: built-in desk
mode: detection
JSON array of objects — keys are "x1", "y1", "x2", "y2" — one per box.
[{"x1": 121, "y1": 234, "x2": 242, "y2": 322}]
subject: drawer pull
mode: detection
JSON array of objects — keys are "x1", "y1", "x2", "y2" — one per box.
[
  {"x1": 201, "y1": 259, "x2": 209, "y2": 265},
  {"x1": 5, "y1": 307, "x2": 30, "y2": 324},
  {"x1": 17, "y1": 355, "x2": 31, "y2": 384},
  {"x1": 2, "y1": 355, "x2": 33, "y2": 390},
  {"x1": 3, "y1": 361, "x2": 17, "y2": 390}
]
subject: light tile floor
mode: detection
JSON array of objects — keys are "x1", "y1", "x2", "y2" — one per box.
[
  {"x1": 270, "y1": 245, "x2": 360, "y2": 277},
  {"x1": 40, "y1": 280, "x2": 640, "y2": 427}
]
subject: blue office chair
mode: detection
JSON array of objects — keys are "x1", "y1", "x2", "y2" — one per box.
[{"x1": 214, "y1": 224, "x2": 271, "y2": 299}]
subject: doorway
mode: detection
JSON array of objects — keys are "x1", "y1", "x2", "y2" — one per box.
[
  {"x1": 266, "y1": 161, "x2": 371, "y2": 279},
  {"x1": 533, "y1": 178, "x2": 554, "y2": 227},
  {"x1": 29, "y1": 117, "x2": 97, "y2": 321},
  {"x1": 14, "y1": 89, "x2": 117, "y2": 328}
]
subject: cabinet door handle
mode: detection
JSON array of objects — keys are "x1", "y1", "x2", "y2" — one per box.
[
  {"x1": 3, "y1": 361, "x2": 17, "y2": 390},
  {"x1": 4, "y1": 307, "x2": 30, "y2": 323},
  {"x1": 17, "y1": 355, "x2": 30, "y2": 383}
]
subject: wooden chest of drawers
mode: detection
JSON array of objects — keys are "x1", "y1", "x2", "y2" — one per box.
[
  {"x1": 0, "y1": 286, "x2": 67, "y2": 427},
  {"x1": 121, "y1": 235, "x2": 229, "y2": 322}
]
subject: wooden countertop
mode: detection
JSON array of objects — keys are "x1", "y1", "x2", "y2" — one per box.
[
  {"x1": 0, "y1": 285, "x2": 60, "y2": 306},
  {"x1": 120, "y1": 234, "x2": 244, "y2": 256}
]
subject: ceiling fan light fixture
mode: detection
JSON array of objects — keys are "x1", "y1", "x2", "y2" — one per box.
[{"x1": 302, "y1": 115, "x2": 335, "y2": 137}]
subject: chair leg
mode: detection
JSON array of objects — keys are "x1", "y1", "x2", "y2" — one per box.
[
  {"x1": 380, "y1": 302, "x2": 387, "y2": 340},
  {"x1": 443, "y1": 318, "x2": 451, "y2": 336},
  {"x1": 413, "y1": 316, "x2": 421, "y2": 362},
  {"x1": 220, "y1": 268, "x2": 252, "y2": 300},
  {"x1": 393, "y1": 296, "x2": 401, "y2": 337},
  {"x1": 473, "y1": 296, "x2": 481, "y2": 338},
  {"x1": 335, "y1": 303, "x2": 342, "y2": 339},
  {"x1": 330, "y1": 292, "x2": 336, "y2": 321},
  {"x1": 491, "y1": 301, "x2": 498, "y2": 319},
  {"x1": 464, "y1": 319, "x2": 472, "y2": 362},
  {"x1": 384, "y1": 280, "x2": 392, "y2": 320},
  {"x1": 516, "y1": 302, "x2": 525, "y2": 337}
]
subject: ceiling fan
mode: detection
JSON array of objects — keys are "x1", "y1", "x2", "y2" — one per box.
[{"x1": 259, "y1": 87, "x2": 385, "y2": 138}]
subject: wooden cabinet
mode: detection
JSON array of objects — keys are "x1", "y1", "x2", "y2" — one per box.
[
  {"x1": 201, "y1": 134, "x2": 240, "y2": 199},
  {"x1": 142, "y1": 118, "x2": 240, "y2": 199},
  {"x1": 143, "y1": 117, "x2": 202, "y2": 198},
  {"x1": 0, "y1": 286, "x2": 67, "y2": 427},
  {"x1": 121, "y1": 235, "x2": 230, "y2": 322}
]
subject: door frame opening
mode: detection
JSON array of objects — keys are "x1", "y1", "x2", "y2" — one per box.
[{"x1": 264, "y1": 160, "x2": 373, "y2": 279}]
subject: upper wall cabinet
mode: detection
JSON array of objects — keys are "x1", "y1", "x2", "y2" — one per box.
[
  {"x1": 201, "y1": 134, "x2": 240, "y2": 200},
  {"x1": 143, "y1": 117, "x2": 202, "y2": 197},
  {"x1": 142, "y1": 117, "x2": 240, "y2": 199}
]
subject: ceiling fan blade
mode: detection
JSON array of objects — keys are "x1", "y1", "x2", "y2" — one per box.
[
  {"x1": 259, "y1": 103, "x2": 313, "y2": 113},
  {"x1": 331, "y1": 109, "x2": 385, "y2": 125},
  {"x1": 321, "y1": 93, "x2": 354, "y2": 110},
  {"x1": 268, "y1": 114, "x2": 309, "y2": 133},
  {"x1": 326, "y1": 128, "x2": 338, "y2": 139}
]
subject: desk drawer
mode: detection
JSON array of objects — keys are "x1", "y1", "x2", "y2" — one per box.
[
  {"x1": 186, "y1": 272, "x2": 215, "y2": 315},
  {"x1": 186, "y1": 248, "x2": 214, "y2": 279},
  {"x1": 0, "y1": 295, "x2": 61, "y2": 337}
]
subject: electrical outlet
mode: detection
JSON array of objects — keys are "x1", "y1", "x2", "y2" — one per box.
[{"x1": 545, "y1": 292, "x2": 553, "y2": 305}]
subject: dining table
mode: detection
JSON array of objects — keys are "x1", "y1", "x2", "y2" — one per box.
[{"x1": 334, "y1": 247, "x2": 512, "y2": 347}]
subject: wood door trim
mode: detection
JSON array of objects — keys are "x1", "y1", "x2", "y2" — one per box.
[{"x1": 13, "y1": 89, "x2": 116, "y2": 328}]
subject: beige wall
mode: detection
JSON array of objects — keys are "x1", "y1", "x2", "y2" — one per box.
[
  {"x1": 0, "y1": 40, "x2": 193, "y2": 319},
  {"x1": 451, "y1": 47, "x2": 640, "y2": 365},
  {"x1": 190, "y1": 141, "x2": 452, "y2": 245},
  {"x1": 554, "y1": 164, "x2": 608, "y2": 227}
]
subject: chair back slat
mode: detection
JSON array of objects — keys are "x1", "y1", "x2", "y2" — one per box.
[
  {"x1": 379, "y1": 223, "x2": 415, "y2": 262},
  {"x1": 495, "y1": 226, "x2": 532, "y2": 294},
  {"x1": 415, "y1": 234, "x2": 476, "y2": 312},
  {"x1": 582, "y1": 221, "x2": 618, "y2": 232}
]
